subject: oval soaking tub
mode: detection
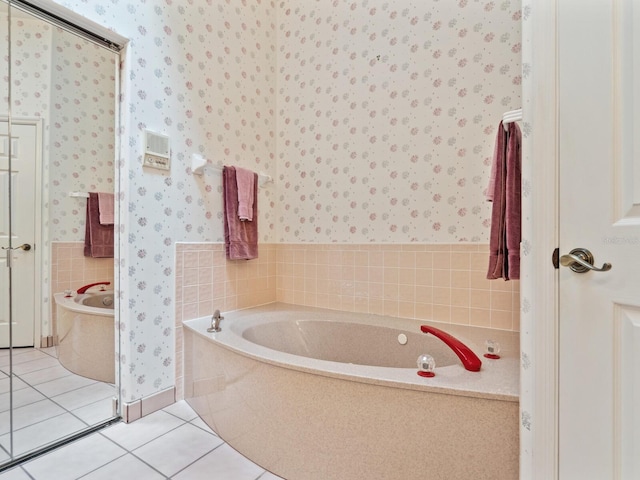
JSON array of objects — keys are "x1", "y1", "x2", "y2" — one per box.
[
  {"x1": 54, "y1": 291, "x2": 115, "y2": 383},
  {"x1": 183, "y1": 303, "x2": 519, "y2": 480}
]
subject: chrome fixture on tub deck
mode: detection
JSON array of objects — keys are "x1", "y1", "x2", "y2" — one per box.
[{"x1": 207, "y1": 309, "x2": 224, "y2": 333}]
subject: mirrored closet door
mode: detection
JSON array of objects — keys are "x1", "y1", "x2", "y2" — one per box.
[
  {"x1": 1, "y1": 0, "x2": 122, "y2": 466},
  {"x1": 0, "y1": 0, "x2": 12, "y2": 465}
]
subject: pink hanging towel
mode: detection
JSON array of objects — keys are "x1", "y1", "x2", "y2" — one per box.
[
  {"x1": 97, "y1": 192, "x2": 115, "y2": 225},
  {"x1": 223, "y1": 166, "x2": 259, "y2": 260},
  {"x1": 235, "y1": 167, "x2": 255, "y2": 221},
  {"x1": 486, "y1": 121, "x2": 521, "y2": 280}
]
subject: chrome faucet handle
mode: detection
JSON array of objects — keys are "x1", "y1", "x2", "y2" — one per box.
[{"x1": 207, "y1": 309, "x2": 224, "y2": 333}]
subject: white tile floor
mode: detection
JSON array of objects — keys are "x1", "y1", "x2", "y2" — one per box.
[
  {"x1": 0, "y1": 347, "x2": 115, "y2": 459},
  {"x1": 0, "y1": 400, "x2": 284, "y2": 480}
]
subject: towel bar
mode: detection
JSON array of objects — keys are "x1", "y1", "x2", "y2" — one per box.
[{"x1": 191, "y1": 154, "x2": 274, "y2": 187}]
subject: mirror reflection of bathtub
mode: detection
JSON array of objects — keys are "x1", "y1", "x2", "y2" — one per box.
[{"x1": 54, "y1": 291, "x2": 115, "y2": 384}]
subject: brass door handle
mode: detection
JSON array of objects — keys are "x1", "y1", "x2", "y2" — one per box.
[{"x1": 560, "y1": 248, "x2": 611, "y2": 273}]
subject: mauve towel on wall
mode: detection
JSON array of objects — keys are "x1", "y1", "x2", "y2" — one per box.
[
  {"x1": 223, "y1": 166, "x2": 259, "y2": 260},
  {"x1": 487, "y1": 121, "x2": 521, "y2": 280},
  {"x1": 84, "y1": 192, "x2": 114, "y2": 258}
]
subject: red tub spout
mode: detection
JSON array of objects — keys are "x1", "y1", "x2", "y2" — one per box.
[
  {"x1": 77, "y1": 281, "x2": 111, "y2": 294},
  {"x1": 420, "y1": 325, "x2": 482, "y2": 372}
]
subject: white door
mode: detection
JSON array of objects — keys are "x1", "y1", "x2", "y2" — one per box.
[
  {"x1": 0, "y1": 120, "x2": 37, "y2": 348},
  {"x1": 559, "y1": 1, "x2": 640, "y2": 478}
]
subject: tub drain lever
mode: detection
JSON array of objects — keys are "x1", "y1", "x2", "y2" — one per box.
[{"x1": 207, "y1": 309, "x2": 224, "y2": 333}]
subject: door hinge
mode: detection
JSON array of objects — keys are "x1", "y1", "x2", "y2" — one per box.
[{"x1": 552, "y1": 247, "x2": 559, "y2": 269}]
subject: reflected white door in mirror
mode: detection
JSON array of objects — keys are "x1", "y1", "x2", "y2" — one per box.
[{"x1": 0, "y1": 119, "x2": 40, "y2": 348}]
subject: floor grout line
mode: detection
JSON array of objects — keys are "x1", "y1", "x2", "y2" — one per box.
[
  {"x1": 19, "y1": 466, "x2": 35, "y2": 480},
  {"x1": 5, "y1": 410, "x2": 69, "y2": 436},
  {"x1": 17, "y1": 369, "x2": 74, "y2": 387},
  {"x1": 16, "y1": 381, "x2": 95, "y2": 403},
  {"x1": 187, "y1": 416, "x2": 219, "y2": 437},
  {"x1": 161, "y1": 407, "x2": 198, "y2": 425},
  {"x1": 164, "y1": 441, "x2": 223, "y2": 480},
  {"x1": 0, "y1": 445, "x2": 9, "y2": 464},
  {"x1": 73, "y1": 451, "x2": 135, "y2": 480}
]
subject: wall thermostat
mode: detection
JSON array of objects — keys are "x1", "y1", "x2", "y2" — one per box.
[{"x1": 142, "y1": 130, "x2": 170, "y2": 171}]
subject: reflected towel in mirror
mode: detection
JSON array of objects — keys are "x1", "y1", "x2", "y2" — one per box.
[
  {"x1": 84, "y1": 192, "x2": 114, "y2": 258},
  {"x1": 97, "y1": 192, "x2": 114, "y2": 225}
]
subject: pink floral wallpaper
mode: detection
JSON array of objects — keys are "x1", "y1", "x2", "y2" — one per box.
[
  {"x1": 277, "y1": 1, "x2": 521, "y2": 242},
  {"x1": 13, "y1": 0, "x2": 520, "y2": 405}
]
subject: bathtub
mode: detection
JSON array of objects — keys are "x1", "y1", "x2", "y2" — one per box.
[
  {"x1": 183, "y1": 303, "x2": 519, "y2": 480},
  {"x1": 54, "y1": 291, "x2": 115, "y2": 383}
]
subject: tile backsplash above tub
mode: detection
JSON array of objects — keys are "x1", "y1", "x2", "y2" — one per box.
[
  {"x1": 175, "y1": 242, "x2": 518, "y2": 331},
  {"x1": 275, "y1": 243, "x2": 519, "y2": 331}
]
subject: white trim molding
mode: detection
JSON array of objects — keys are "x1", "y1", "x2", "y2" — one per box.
[{"x1": 520, "y1": 0, "x2": 559, "y2": 478}]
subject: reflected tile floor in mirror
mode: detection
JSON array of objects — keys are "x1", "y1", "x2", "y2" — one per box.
[
  {"x1": 0, "y1": 400, "x2": 283, "y2": 480},
  {"x1": 0, "y1": 347, "x2": 115, "y2": 463}
]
